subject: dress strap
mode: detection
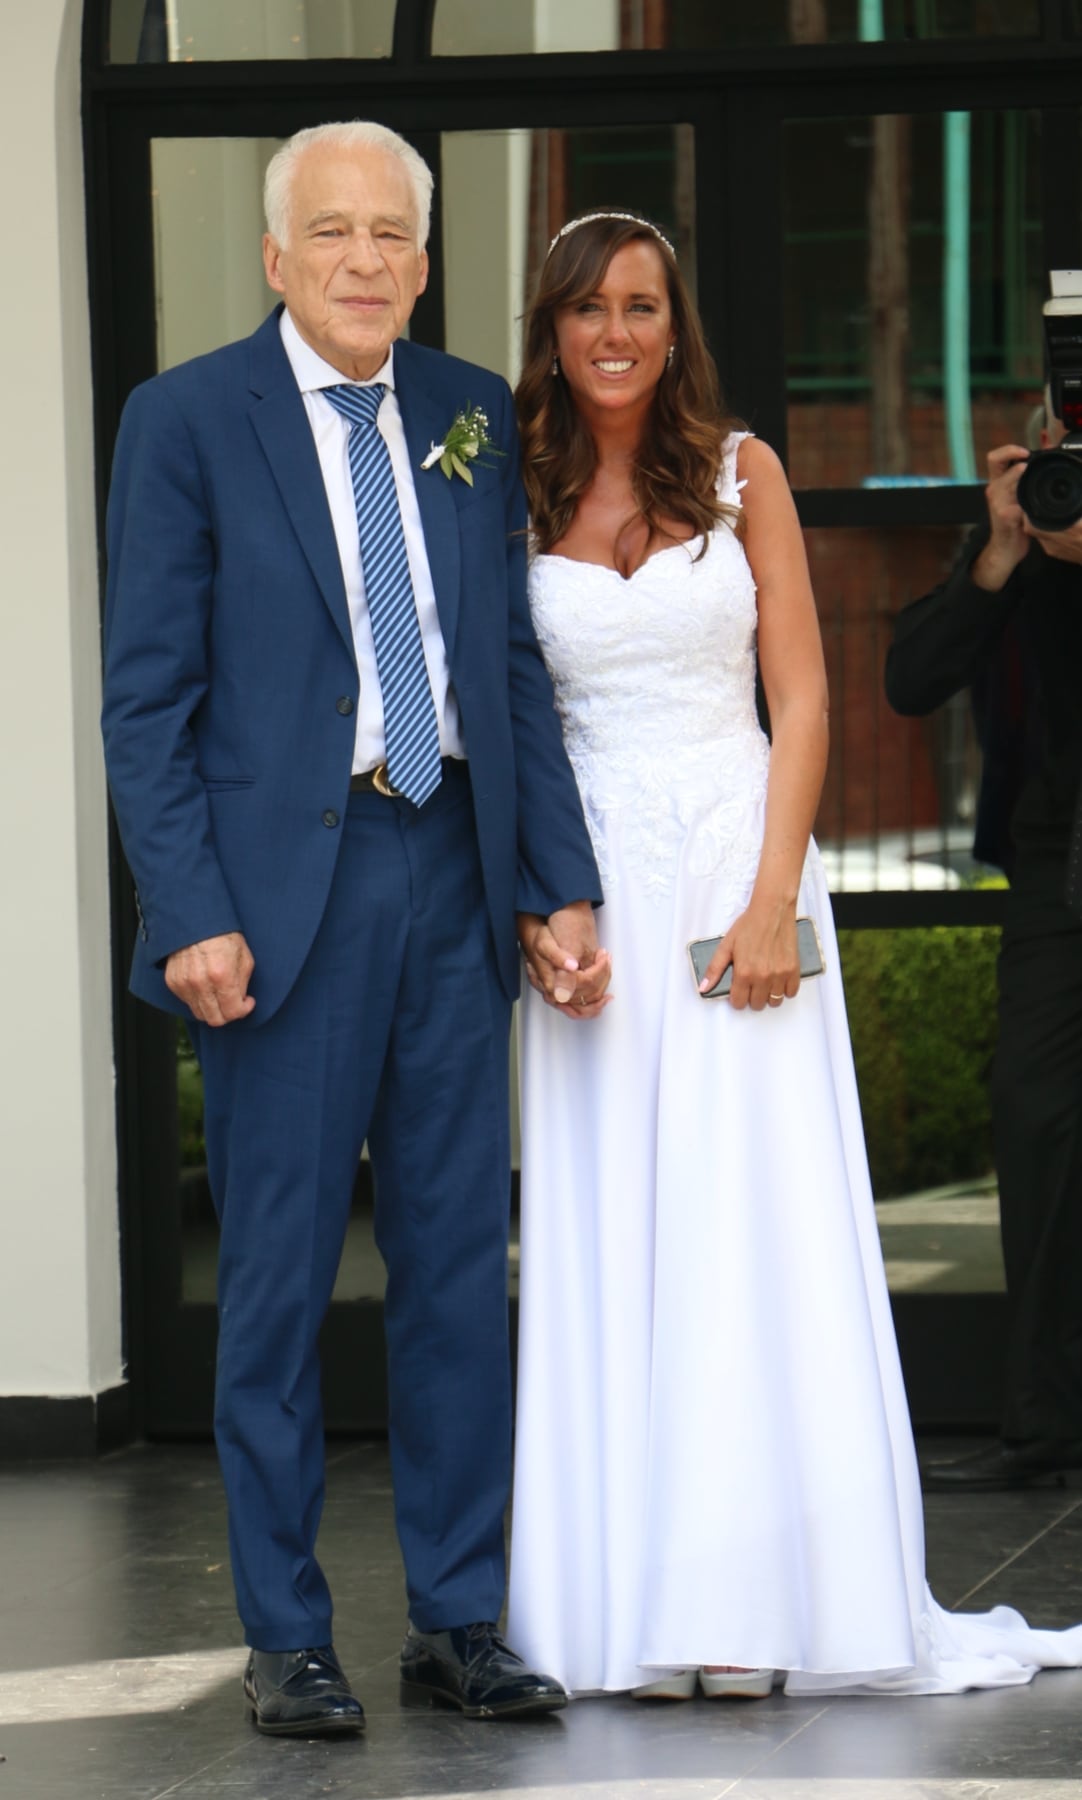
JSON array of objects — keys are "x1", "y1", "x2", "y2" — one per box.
[{"x1": 717, "y1": 430, "x2": 753, "y2": 510}]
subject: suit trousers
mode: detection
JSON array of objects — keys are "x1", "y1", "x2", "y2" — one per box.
[
  {"x1": 992, "y1": 852, "x2": 1082, "y2": 1443},
  {"x1": 191, "y1": 761, "x2": 514, "y2": 1650}
]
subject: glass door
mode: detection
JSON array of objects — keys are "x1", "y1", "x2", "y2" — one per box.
[{"x1": 87, "y1": 0, "x2": 1082, "y2": 1433}]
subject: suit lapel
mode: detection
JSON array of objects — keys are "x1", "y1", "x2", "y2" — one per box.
[
  {"x1": 246, "y1": 311, "x2": 355, "y2": 658},
  {"x1": 394, "y1": 342, "x2": 462, "y2": 661}
]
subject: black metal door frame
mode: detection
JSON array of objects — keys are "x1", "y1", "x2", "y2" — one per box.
[{"x1": 83, "y1": 0, "x2": 1082, "y2": 1434}]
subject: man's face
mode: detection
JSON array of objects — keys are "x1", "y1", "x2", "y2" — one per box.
[{"x1": 263, "y1": 142, "x2": 428, "y2": 380}]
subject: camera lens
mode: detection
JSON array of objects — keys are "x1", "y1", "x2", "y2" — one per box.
[{"x1": 1017, "y1": 448, "x2": 1082, "y2": 531}]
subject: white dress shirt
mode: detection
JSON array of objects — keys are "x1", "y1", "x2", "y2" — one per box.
[{"x1": 280, "y1": 309, "x2": 465, "y2": 772}]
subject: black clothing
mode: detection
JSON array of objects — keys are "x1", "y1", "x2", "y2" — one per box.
[
  {"x1": 993, "y1": 867, "x2": 1082, "y2": 1439},
  {"x1": 885, "y1": 523, "x2": 1082, "y2": 1443},
  {"x1": 922, "y1": 1434, "x2": 1082, "y2": 1491},
  {"x1": 885, "y1": 524, "x2": 1082, "y2": 876}
]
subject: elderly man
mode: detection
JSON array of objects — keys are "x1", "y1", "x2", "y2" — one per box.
[
  {"x1": 886, "y1": 397, "x2": 1082, "y2": 1494},
  {"x1": 102, "y1": 121, "x2": 605, "y2": 1735}
]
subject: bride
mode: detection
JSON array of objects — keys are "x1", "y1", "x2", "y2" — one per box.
[{"x1": 508, "y1": 209, "x2": 1082, "y2": 1698}]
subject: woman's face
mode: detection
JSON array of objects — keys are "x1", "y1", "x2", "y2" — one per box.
[{"x1": 553, "y1": 239, "x2": 675, "y2": 419}]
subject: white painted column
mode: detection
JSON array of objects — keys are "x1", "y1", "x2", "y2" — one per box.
[{"x1": 0, "y1": 0, "x2": 121, "y2": 1401}]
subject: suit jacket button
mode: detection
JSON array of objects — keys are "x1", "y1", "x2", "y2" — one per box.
[
  {"x1": 336, "y1": 696, "x2": 354, "y2": 715},
  {"x1": 322, "y1": 809, "x2": 339, "y2": 828}
]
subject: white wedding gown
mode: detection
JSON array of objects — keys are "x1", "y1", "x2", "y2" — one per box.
[{"x1": 506, "y1": 434, "x2": 1082, "y2": 1696}]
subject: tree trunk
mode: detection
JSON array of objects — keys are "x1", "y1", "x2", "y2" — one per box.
[
  {"x1": 788, "y1": 0, "x2": 829, "y2": 44},
  {"x1": 868, "y1": 114, "x2": 912, "y2": 475}
]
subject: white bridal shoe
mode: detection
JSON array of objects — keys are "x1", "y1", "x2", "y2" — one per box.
[
  {"x1": 632, "y1": 1665, "x2": 776, "y2": 1700},
  {"x1": 698, "y1": 1666, "x2": 775, "y2": 1699},
  {"x1": 631, "y1": 1667, "x2": 698, "y2": 1700}
]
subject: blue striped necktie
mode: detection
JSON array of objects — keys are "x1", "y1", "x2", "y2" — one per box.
[{"x1": 323, "y1": 382, "x2": 442, "y2": 807}]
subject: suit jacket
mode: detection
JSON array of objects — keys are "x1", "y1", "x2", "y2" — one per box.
[{"x1": 102, "y1": 307, "x2": 601, "y2": 1020}]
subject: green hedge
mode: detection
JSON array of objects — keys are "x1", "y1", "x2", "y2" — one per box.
[{"x1": 837, "y1": 926, "x2": 1000, "y2": 1199}]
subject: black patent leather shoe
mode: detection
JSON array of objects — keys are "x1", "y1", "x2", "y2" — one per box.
[
  {"x1": 243, "y1": 1645, "x2": 365, "y2": 1736},
  {"x1": 921, "y1": 1438, "x2": 1082, "y2": 1493},
  {"x1": 399, "y1": 1621, "x2": 567, "y2": 1718}
]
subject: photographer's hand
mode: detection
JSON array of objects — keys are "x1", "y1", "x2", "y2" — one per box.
[
  {"x1": 971, "y1": 444, "x2": 1032, "y2": 592},
  {"x1": 1027, "y1": 514, "x2": 1082, "y2": 567}
]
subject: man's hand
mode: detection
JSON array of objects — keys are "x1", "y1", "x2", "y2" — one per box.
[
  {"x1": 165, "y1": 931, "x2": 255, "y2": 1026},
  {"x1": 971, "y1": 444, "x2": 1032, "y2": 592},
  {"x1": 517, "y1": 901, "x2": 612, "y2": 1019},
  {"x1": 1028, "y1": 513, "x2": 1082, "y2": 567}
]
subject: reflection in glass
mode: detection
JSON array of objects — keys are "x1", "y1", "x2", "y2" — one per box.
[
  {"x1": 179, "y1": 1028, "x2": 522, "y2": 1304},
  {"x1": 808, "y1": 524, "x2": 1004, "y2": 892},
  {"x1": 432, "y1": 0, "x2": 1037, "y2": 55},
  {"x1": 180, "y1": 997, "x2": 390, "y2": 1299},
  {"x1": 441, "y1": 126, "x2": 695, "y2": 385},
  {"x1": 434, "y1": 0, "x2": 616, "y2": 55},
  {"x1": 151, "y1": 125, "x2": 694, "y2": 384},
  {"x1": 784, "y1": 110, "x2": 1043, "y2": 489},
  {"x1": 180, "y1": 934, "x2": 1007, "y2": 1304},
  {"x1": 152, "y1": 140, "x2": 280, "y2": 370},
  {"x1": 111, "y1": 0, "x2": 395, "y2": 62},
  {"x1": 839, "y1": 927, "x2": 1003, "y2": 1293}
]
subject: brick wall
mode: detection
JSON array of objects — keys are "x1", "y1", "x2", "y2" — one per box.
[{"x1": 794, "y1": 395, "x2": 1038, "y2": 843}]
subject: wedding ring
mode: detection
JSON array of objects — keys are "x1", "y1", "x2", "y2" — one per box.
[{"x1": 769, "y1": 993, "x2": 784, "y2": 1001}]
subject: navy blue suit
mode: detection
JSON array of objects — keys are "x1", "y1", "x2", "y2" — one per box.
[{"x1": 102, "y1": 308, "x2": 600, "y2": 1648}]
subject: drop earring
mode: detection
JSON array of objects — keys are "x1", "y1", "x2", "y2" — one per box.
[
  {"x1": 666, "y1": 344, "x2": 675, "y2": 367},
  {"x1": 552, "y1": 355, "x2": 560, "y2": 376}
]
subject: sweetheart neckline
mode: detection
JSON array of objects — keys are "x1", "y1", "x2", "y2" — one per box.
[{"x1": 533, "y1": 537, "x2": 705, "y2": 583}]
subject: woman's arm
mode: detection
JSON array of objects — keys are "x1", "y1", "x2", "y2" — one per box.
[{"x1": 701, "y1": 435, "x2": 829, "y2": 1011}]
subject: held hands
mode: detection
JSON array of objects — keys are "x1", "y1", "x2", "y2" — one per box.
[
  {"x1": 164, "y1": 931, "x2": 256, "y2": 1026},
  {"x1": 700, "y1": 901, "x2": 799, "y2": 1012},
  {"x1": 517, "y1": 900, "x2": 612, "y2": 1020}
]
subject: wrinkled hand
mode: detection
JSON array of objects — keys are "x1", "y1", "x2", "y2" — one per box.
[
  {"x1": 700, "y1": 903, "x2": 799, "y2": 1013},
  {"x1": 517, "y1": 900, "x2": 612, "y2": 1020},
  {"x1": 1027, "y1": 513, "x2": 1082, "y2": 566},
  {"x1": 165, "y1": 931, "x2": 255, "y2": 1026}
]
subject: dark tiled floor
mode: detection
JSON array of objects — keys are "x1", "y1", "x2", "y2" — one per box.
[{"x1": 2, "y1": 1440, "x2": 1082, "y2": 1799}]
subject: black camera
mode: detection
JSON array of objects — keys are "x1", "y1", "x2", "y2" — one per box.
[
  {"x1": 1018, "y1": 444, "x2": 1082, "y2": 531},
  {"x1": 1016, "y1": 270, "x2": 1082, "y2": 532}
]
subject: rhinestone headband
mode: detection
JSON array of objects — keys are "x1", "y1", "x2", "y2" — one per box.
[{"x1": 547, "y1": 211, "x2": 676, "y2": 260}]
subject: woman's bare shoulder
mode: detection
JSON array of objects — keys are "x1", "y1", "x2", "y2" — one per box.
[{"x1": 733, "y1": 433, "x2": 785, "y2": 482}]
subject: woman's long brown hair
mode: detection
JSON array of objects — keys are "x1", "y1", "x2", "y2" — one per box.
[{"x1": 516, "y1": 215, "x2": 743, "y2": 556}]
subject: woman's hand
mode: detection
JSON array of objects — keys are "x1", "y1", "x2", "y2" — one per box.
[
  {"x1": 699, "y1": 902, "x2": 799, "y2": 1012},
  {"x1": 517, "y1": 907, "x2": 613, "y2": 1019}
]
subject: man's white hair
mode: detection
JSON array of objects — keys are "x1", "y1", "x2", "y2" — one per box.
[{"x1": 264, "y1": 121, "x2": 433, "y2": 249}]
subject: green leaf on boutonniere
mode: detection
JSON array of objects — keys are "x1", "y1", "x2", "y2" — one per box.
[{"x1": 421, "y1": 403, "x2": 502, "y2": 483}]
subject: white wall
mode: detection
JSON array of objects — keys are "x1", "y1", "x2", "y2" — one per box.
[{"x1": 0, "y1": 0, "x2": 122, "y2": 1397}]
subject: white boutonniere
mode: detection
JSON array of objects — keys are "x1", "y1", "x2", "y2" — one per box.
[{"x1": 420, "y1": 403, "x2": 502, "y2": 486}]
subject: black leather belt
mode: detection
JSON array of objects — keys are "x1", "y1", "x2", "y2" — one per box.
[{"x1": 349, "y1": 757, "x2": 462, "y2": 796}]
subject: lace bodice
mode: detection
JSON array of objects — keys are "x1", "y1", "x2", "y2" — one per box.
[{"x1": 528, "y1": 434, "x2": 772, "y2": 903}]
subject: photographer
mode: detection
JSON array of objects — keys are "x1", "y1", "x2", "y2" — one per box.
[{"x1": 885, "y1": 393, "x2": 1082, "y2": 1490}]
